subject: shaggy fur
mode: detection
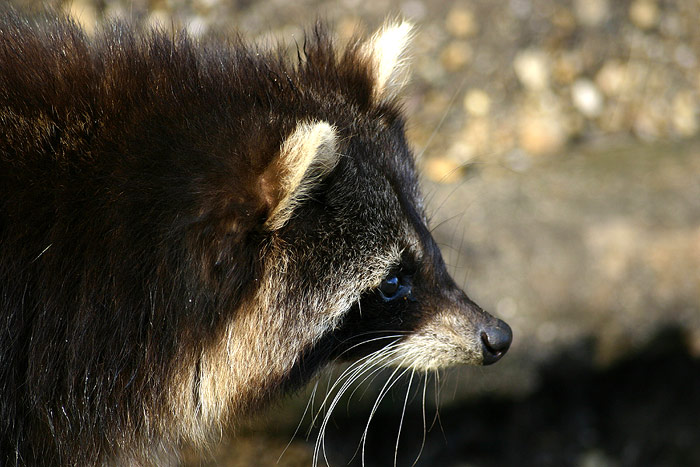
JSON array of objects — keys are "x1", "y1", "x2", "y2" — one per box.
[{"x1": 0, "y1": 7, "x2": 511, "y2": 465}]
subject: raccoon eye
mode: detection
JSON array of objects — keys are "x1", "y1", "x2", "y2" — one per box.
[
  {"x1": 379, "y1": 276, "x2": 399, "y2": 296},
  {"x1": 378, "y1": 275, "x2": 412, "y2": 301}
]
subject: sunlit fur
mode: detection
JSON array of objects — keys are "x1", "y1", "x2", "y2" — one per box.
[
  {"x1": 0, "y1": 7, "x2": 509, "y2": 466},
  {"x1": 264, "y1": 121, "x2": 339, "y2": 231},
  {"x1": 360, "y1": 21, "x2": 414, "y2": 101}
]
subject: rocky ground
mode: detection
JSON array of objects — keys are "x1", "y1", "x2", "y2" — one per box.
[{"x1": 9, "y1": 0, "x2": 700, "y2": 465}]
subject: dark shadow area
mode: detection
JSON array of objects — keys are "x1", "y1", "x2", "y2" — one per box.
[{"x1": 311, "y1": 326, "x2": 700, "y2": 467}]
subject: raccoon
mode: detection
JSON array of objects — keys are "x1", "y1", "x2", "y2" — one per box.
[{"x1": 0, "y1": 8, "x2": 512, "y2": 465}]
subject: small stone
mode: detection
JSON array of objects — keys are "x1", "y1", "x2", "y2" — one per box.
[
  {"x1": 574, "y1": 0, "x2": 609, "y2": 27},
  {"x1": 440, "y1": 41, "x2": 473, "y2": 71},
  {"x1": 195, "y1": 0, "x2": 220, "y2": 9},
  {"x1": 458, "y1": 118, "x2": 491, "y2": 159},
  {"x1": 185, "y1": 16, "x2": 209, "y2": 38},
  {"x1": 672, "y1": 92, "x2": 698, "y2": 137},
  {"x1": 571, "y1": 79, "x2": 604, "y2": 118},
  {"x1": 629, "y1": 0, "x2": 659, "y2": 30},
  {"x1": 148, "y1": 10, "x2": 172, "y2": 30},
  {"x1": 446, "y1": 140, "x2": 475, "y2": 165},
  {"x1": 65, "y1": 0, "x2": 99, "y2": 34},
  {"x1": 445, "y1": 7, "x2": 478, "y2": 38},
  {"x1": 518, "y1": 115, "x2": 566, "y2": 156},
  {"x1": 463, "y1": 89, "x2": 492, "y2": 117},
  {"x1": 423, "y1": 157, "x2": 462, "y2": 183},
  {"x1": 513, "y1": 49, "x2": 550, "y2": 91},
  {"x1": 595, "y1": 61, "x2": 627, "y2": 97}
]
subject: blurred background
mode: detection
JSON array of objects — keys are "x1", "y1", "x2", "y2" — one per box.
[{"x1": 10, "y1": 0, "x2": 700, "y2": 465}]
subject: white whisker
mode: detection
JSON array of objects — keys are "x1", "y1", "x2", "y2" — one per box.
[
  {"x1": 394, "y1": 368, "x2": 415, "y2": 467},
  {"x1": 311, "y1": 340, "x2": 403, "y2": 467},
  {"x1": 279, "y1": 380, "x2": 318, "y2": 463},
  {"x1": 361, "y1": 361, "x2": 412, "y2": 466},
  {"x1": 335, "y1": 334, "x2": 407, "y2": 360},
  {"x1": 411, "y1": 369, "x2": 429, "y2": 467},
  {"x1": 317, "y1": 356, "x2": 387, "y2": 464},
  {"x1": 346, "y1": 351, "x2": 408, "y2": 404},
  {"x1": 416, "y1": 74, "x2": 469, "y2": 162}
]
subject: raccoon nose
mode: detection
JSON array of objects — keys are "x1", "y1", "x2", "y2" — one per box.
[{"x1": 480, "y1": 319, "x2": 512, "y2": 365}]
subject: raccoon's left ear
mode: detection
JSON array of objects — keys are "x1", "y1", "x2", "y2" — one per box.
[
  {"x1": 261, "y1": 121, "x2": 339, "y2": 231},
  {"x1": 360, "y1": 21, "x2": 414, "y2": 102}
]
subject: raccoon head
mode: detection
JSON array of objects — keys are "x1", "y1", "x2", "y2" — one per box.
[
  {"x1": 240, "y1": 23, "x2": 507, "y2": 378},
  {"x1": 189, "y1": 21, "x2": 511, "y2": 434}
]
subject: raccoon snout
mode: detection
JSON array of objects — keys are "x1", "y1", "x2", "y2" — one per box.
[{"x1": 479, "y1": 319, "x2": 513, "y2": 365}]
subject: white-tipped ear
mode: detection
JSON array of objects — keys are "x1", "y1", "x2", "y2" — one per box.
[
  {"x1": 264, "y1": 121, "x2": 338, "y2": 231},
  {"x1": 360, "y1": 21, "x2": 414, "y2": 101}
]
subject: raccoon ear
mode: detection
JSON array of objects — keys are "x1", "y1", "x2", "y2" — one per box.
[
  {"x1": 261, "y1": 121, "x2": 338, "y2": 231},
  {"x1": 360, "y1": 21, "x2": 414, "y2": 101}
]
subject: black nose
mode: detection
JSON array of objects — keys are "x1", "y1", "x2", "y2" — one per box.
[{"x1": 480, "y1": 319, "x2": 513, "y2": 365}]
